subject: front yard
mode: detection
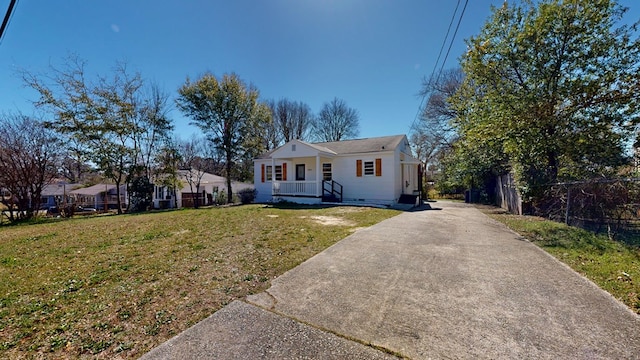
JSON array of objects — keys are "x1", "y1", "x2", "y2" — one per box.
[{"x1": 0, "y1": 204, "x2": 399, "y2": 359}]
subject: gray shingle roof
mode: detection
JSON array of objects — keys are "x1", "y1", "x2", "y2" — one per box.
[
  {"x1": 256, "y1": 134, "x2": 407, "y2": 159},
  {"x1": 313, "y1": 134, "x2": 406, "y2": 155}
]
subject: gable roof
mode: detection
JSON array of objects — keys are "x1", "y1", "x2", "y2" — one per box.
[
  {"x1": 41, "y1": 182, "x2": 82, "y2": 197},
  {"x1": 175, "y1": 169, "x2": 254, "y2": 193},
  {"x1": 314, "y1": 134, "x2": 406, "y2": 155},
  {"x1": 256, "y1": 134, "x2": 407, "y2": 159},
  {"x1": 177, "y1": 170, "x2": 227, "y2": 185},
  {"x1": 69, "y1": 184, "x2": 125, "y2": 196}
]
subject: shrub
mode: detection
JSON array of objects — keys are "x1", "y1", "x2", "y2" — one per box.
[{"x1": 237, "y1": 188, "x2": 257, "y2": 204}]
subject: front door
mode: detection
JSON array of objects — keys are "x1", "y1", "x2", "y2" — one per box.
[
  {"x1": 296, "y1": 164, "x2": 305, "y2": 181},
  {"x1": 402, "y1": 164, "x2": 413, "y2": 194}
]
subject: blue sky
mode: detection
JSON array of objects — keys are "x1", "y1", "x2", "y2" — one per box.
[{"x1": 1, "y1": 0, "x2": 639, "y2": 141}]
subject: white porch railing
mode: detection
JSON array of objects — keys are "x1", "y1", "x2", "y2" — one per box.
[{"x1": 272, "y1": 181, "x2": 318, "y2": 197}]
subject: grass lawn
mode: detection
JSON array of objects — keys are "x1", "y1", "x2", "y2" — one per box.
[
  {"x1": 481, "y1": 206, "x2": 640, "y2": 314},
  {"x1": 0, "y1": 204, "x2": 399, "y2": 359}
]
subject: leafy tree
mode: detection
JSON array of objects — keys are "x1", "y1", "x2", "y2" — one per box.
[
  {"x1": 23, "y1": 57, "x2": 173, "y2": 214},
  {"x1": 453, "y1": 0, "x2": 640, "y2": 205},
  {"x1": 311, "y1": 97, "x2": 360, "y2": 142},
  {"x1": 0, "y1": 114, "x2": 60, "y2": 221},
  {"x1": 176, "y1": 72, "x2": 269, "y2": 203},
  {"x1": 127, "y1": 175, "x2": 154, "y2": 212}
]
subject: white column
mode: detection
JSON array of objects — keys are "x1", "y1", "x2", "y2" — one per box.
[{"x1": 316, "y1": 155, "x2": 321, "y2": 197}]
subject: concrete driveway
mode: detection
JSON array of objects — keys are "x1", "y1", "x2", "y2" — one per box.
[{"x1": 143, "y1": 201, "x2": 640, "y2": 359}]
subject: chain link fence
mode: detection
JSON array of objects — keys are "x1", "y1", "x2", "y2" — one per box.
[{"x1": 538, "y1": 179, "x2": 640, "y2": 244}]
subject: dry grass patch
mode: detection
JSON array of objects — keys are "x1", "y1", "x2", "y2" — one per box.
[{"x1": 0, "y1": 204, "x2": 399, "y2": 359}]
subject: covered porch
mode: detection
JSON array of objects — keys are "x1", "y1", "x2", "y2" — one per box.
[
  {"x1": 267, "y1": 154, "x2": 339, "y2": 201},
  {"x1": 259, "y1": 141, "x2": 339, "y2": 202}
]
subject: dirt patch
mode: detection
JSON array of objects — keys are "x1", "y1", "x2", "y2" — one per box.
[
  {"x1": 333, "y1": 207, "x2": 366, "y2": 214},
  {"x1": 302, "y1": 215, "x2": 356, "y2": 227},
  {"x1": 266, "y1": 214, "x2": 279, "y2": 218}
]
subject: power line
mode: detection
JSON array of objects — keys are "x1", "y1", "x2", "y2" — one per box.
[
  {"x1": 428, "y1": 0, "x2": 461, "y2": 90},
  {"x1": 436, "y1": 0, "x2": 469, "y2": 85},
  {"x1": 409, "y1": 0, "x2": 469, "y2": 135},
  {"x1": 0, "y1": 0, "x2": 18, "y2": 46},
  {"x1": 408, "y1": 0, "x2": 460, "y2": 134}
]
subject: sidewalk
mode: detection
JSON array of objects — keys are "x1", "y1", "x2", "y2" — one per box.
[{"x1": 142, "y1": 201, "x2": 640, "y2": 359}]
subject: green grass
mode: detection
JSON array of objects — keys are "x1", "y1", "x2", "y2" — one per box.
[
  {"x1": 0, "y1": 204, "x2": 399, "y2": 359},
  {"x1": 482, "y1": 207, "x2": 640, "y2": 314}
]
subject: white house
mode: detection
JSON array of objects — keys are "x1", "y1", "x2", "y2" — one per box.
[
  {"x1": 69, "y1": 184, "x2": 128, "y2": 211},
  {"x1": 253, "y1": 134, "x2": 422, "y2": 205},
  {"x1": 153, "y1": 170, "x2": 254, "y2": 209}
]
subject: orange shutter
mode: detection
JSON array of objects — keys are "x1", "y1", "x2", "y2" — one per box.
[
  {"x1": 356, "y1": 160, "x2": 362, "y2": 177},
  {"x1": 261, "y1": 164, "x2": 265, "y2": 183},
  {"x1": 282, "y1": 163, "x2": 287, "y2": 181},
  {"x1": 375, "y1": 158, "x2": 382, "y2": 176}
]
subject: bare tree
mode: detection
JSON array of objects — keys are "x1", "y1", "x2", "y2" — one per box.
[
  {"x1": 0, "y1": 114, "x2": 60, "y2": 221},
  {"x1": 268, "y1": 98, "x2": 313, "y2": 144},
  {"x1": 311, "y1": 97, "x2": 359, "y2": 142},
  {"x1": 178, "y1": 136, "x2": 208, "y2": 208},
  {"x1": 132, "y1": 84, "x2": 174, "y2": 179},
  {"x1": 59, "y1": 151, "x2": 93, "y2": 184},
  {"x1": 412, "y1": 68, "x2": 464, "y2": 168},
  {"x1": 153, "y1": 137, "x2": 182, "y2": 209},
  {"x1": 261, "y1": 102, "x2": 281, "y2": 150}
]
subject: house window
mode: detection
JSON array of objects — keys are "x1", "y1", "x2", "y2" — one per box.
[
  {"x1": 364, "y1": 161, "x2": 374, "y2": 176},
  {"x1": 292, "y1": 144, "x2": 296, "y2": 151},
  {"x1": 266, "y1": 165, "x2": 273, "y2": 181},
  {"x1": 322, "y1": 163, "x2": 332, "y2": 181},
  {"x1": 296, "y1": 164, "x2": 305, "y2": 181},
  {"x1": 275, "y1": 165, "x2": 283, "y2": 181}
]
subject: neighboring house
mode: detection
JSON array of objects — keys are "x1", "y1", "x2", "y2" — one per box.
[
  {"x1": 253, "y1": 134, "x2": 422, "y2": 205},
  {"x1": 40, "y1": 182, "x2": 81, "y2": 209},
  {"x1": 152, "y1": 170, "x2": 254, "y2": 209},
  {"x1": 69, "y1": 184, "x2": 128, "y2": 211}
]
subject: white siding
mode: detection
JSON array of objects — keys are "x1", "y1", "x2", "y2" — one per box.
[
  {"x1": 394, "y1": 148, "x2": 403, "y2": 200},
  {"x1": 254, "y1": 160, "x2": 273, "y2": 203},
  {"x1": 270, "y1": 140, "x2": 327, "y2": 158},
  {"x1": 331, "y1": 153, "x2": 396, "y2": 204},
  {"x1": 291, "y1": 158, "x2": 318, "y2": 181}
]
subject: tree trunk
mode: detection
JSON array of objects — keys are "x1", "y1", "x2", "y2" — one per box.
[
  {"x1": 226, "y1": 153, "x2": 233, "y2": 204},
  {"x1": 115, "y1": 180, "x2": 123, "y2": 214},
  {"x1": 547, "y1": 151, "x2": 558, "y2": 184}
]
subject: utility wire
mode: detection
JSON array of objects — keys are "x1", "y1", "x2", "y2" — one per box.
[
  {"x1": 436, "y1": 0, "x2": 469, "y2": 85},
  {"x1": 0, "y1": 0, "x2": 18, "y2": 46},
  {"x1": 409, "y1": 0, "x2": 469, "y2": 135},
  {"x1": 428, "y1": 0, "x2": 461, "y2": 90},
  {"x1": 409, "y1": 0, "x2": 460, "y2": 134}
]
